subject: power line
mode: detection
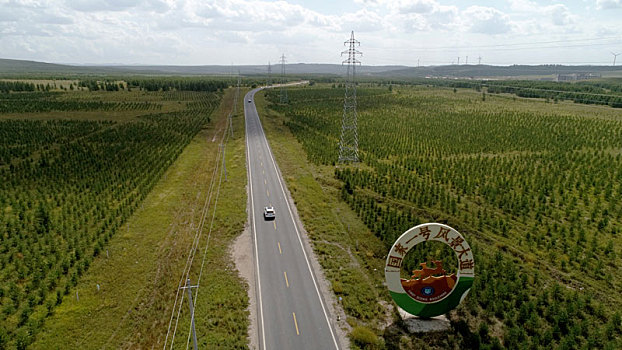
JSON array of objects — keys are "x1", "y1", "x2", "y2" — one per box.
[
  {"x1": 185, "y1": 135, "x2": 228, "y2": 350},
  {"x1": 163, "y1": 88, "x2": 234, "y2": 350},
  {"x1": 365, "y1": 36, "x2": 622, "y2": 52},
  {"x1": 477, "y1": 41, "x2": 622, "y2": 52}
]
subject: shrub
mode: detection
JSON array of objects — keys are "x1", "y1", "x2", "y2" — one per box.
[{"x1": 351, "y1": 326, "x2": 379, "y2": 348}]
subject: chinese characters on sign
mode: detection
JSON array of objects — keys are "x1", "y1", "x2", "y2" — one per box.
[{"x1": 385, "y1": 223, "x2": 475, "y2": 318}]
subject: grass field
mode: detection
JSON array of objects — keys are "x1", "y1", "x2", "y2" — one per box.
[{"x1": 258, "y1": 84, "x2": 622, "y2": 349}]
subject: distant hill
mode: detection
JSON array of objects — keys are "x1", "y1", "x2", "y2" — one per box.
[
  {"x1": 376, "y1": 64, "x2": 622, "y2": 79},
  {"x1": 0, "y1": 58, "x2": 407, "y2": 76},
  {"x1": 0, "y1": 58, "x2": 111, "y2": 75},
  {"x1": 106, "y1": 63, "x2": 409, "y2": 76},
  {"x1": 1, "y1": 58, "x2": 622, "y2": 79}
]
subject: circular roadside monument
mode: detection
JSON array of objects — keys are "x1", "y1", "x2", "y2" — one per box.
[{"x1": 385, "y1": 223, "x2": 474, "y2": 318}]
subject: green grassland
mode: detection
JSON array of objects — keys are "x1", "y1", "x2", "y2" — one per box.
[
  {"x1": 258, "y1": 84, "x2": 622, "y2": 349},
  {"x1": 0, "y1": 84, "x2": 249, "y2": 349}
]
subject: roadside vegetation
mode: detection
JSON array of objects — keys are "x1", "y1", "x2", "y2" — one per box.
[
  {"x1": 259, "y1": 83, "x2": 622, "y2": 349},
  {"x1": 0, "y1": 79, "x2": 249, "y2": 349}
]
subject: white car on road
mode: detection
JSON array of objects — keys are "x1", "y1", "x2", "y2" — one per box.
[{"x1": 263, "y1": 206, "x2": 275, "y2": 220}]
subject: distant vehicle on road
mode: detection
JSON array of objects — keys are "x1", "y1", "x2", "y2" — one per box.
[
  {"x1": 248, "y1": 99, "x2": 252, "y2": 103},
  {"x1": 263, "y1": 206, "x2": 275, "y2": 220}
]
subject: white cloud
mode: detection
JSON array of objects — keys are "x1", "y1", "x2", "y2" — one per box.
[
  {"x1": 396, "y1": 12, "x2": 428, "y2": 31},
  {"x1": 426, "y1": 5, "x2": 459, "y2": 30},
  {"x1": 0, "y1": 0, "x2": 620, "y2": 65},
  {"x1": 463, "y1": 6, "x2": 512, "y2": 34},
  {"x1": 65, "y1": 0, "x2": 143, "y2": 12},
  {"x1": 384, "y1": 0, "x2": 459, "y2": 32},
  {"x1": 339, "y1": 8, "x2": 384, "y2": 33},
  {"x1": 397, "y1": 0, "x2": 437, "y2": 14},
  {"x1": 353, "y1": 0, "x2": 384, "y2": 6},
  {"x1": 596, "y1": 0, "x2": 622, "y2": 9},
  {"x1": 547, "y1": 4, "x2": 575, "y2": 26},
  {"x1": 35, "y1": 13, "x2": 74, "y2": 25},
  {"x1": 505, "y1": 1, "x2": 579, "y2": 33},
  {"x1": 508, "y1": 0, "x2": 539, "y2": 12},
  {"x1": 180, "y1": 0, "x2": 335, "y2": 32},
  {"x1": 0, "y1": 8, "x2": 21, "y2": 22},
  {"x1": 215, "y1": 30, "x2": 249, "y2": 44}
]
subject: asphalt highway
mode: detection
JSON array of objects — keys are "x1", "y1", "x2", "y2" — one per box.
[{"x1": 244, "y1": 87, "x2": 340, "y2": 350}]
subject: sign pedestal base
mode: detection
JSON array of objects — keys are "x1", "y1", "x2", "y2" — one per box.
[{"x1": 397, "y1": 307, "x2": 451, "y2": 333}]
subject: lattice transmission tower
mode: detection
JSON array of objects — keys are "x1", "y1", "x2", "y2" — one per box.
[
  {"x1": 267, "y1": 61, "x2": 272, "y2": 86},
  {"x1": 280, "y1": 54, "x2": 288, "y2": 103},
  {"x1": 339, "y1": 31, "x2": 362, "y2": 163}
]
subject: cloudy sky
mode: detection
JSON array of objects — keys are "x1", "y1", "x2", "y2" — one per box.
[{"x1": 1, "y1": 0, "x2": 621, "y2": 66}]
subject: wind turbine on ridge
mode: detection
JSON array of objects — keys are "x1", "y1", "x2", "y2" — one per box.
[{"x1": 612, "y1": 52, "x2": 621, "y2": 66}]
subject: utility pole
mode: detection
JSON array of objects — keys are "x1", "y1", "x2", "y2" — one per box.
[
  {"x1": 478, "y1": 56, "x2": 482, "y2": 65},
  {"x1": 280, "y1": 54, "x2": 288, "y2": 103},
  {"x1": 267, "y1": 61, "x2": 272, "y2": 86},
  {"x1": 457, "y1": 56, "x2": 460, "y2": 65},
  {"x1": 339, "y1": 31, "x2": 362, "y2": 163},
  {"x1": 417, "y1": 58, "x2": 420, "y2": 67},
  {"x1": 227, "y1": 73, "x2": 239, "y2": 139},
  {"x1": 181, "y1": 278, "x2": 199, "y2": 350},
  {"x1": 229, "y1": 112, "x2": 234, "y2": 138},
  {"x1": 233, "y1": 72, "x2": 240, "y2": 115},
  {"x1": 221, "y1": 143, "x2": 227, "y2": 181},
  {"x1": 612, "y1": 52, "x2": 621, "y2": 66}
]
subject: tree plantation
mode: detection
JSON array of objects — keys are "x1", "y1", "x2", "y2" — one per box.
[
  {"x1": 0, "y1": 84, "x2": 222, "y2": 348},
  {"x1": 2, "y1": 74, "x2": 622, "y2": 350},
  {"x1": 266, "y1": 84, "x2": 622, "y2": 349}
]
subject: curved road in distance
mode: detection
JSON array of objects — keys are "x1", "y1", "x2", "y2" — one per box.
[{"x1": 245, "y1": 87, "x2": 340, "y2": 350}]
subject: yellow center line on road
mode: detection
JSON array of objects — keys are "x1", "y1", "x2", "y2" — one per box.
[
  {"x1": 284, "y1": 271, "x2": 289, "y2": 288},
  {"x1": 273, "y1": 221, "x2": 277, "y2": 230},
  {"x1": 266, "y1": 189, "x2": 269, "y2": 197},
  {"x1": 278, "y1": 242, "x2": 282, "y2": 254},
  {"x1": 264, "y1": 179, "x2": 266, "y2": 185},
  {"x1": 292, "y1": 312, "x2": 300, "y2": 335}
]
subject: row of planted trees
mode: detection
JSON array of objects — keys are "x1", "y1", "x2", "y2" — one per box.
[
  {"x1": 354, "y1": 77, "x2": 622, "y2": 108},
  {"x1": 0, "y1": 95, "x2": 161, "y2": 113},
  {"x1": 79, "y1": 77, "x2": 230, "y2": 92},
  {"x1": 266, "y1": 84, "x2": 622, "y2": 348},
  {"x1": 0, "y1": 90, "x2": 222, "y2": 348}
]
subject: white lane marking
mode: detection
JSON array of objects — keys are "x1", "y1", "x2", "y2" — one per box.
[{"x1": 254, "y1": 91, "x2": 340, "y2": 349}]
